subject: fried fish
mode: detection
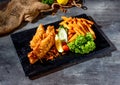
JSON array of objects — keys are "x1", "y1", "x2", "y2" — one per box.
[{"x1": 28, "y1": 24, "x2": 55, "y2": 64}]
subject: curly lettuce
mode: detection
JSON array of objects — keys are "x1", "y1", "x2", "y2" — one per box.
[
  {"x1": 67, "y1": 32, "x2": 96, "y2": 54},
  {"x1": 42, "y1": 0, "x2": 54, "y2": 5}
]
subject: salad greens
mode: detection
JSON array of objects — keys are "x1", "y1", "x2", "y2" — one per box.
[
  {"x1": 67, "y1": 32, "x2": 96, "y2": 54},
  {"x1": 42, "y1": 0, "x2": 54, "y2": 5}
]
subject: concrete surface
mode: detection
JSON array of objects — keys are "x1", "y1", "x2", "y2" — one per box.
[{"x1": 0, "y1": 0, "x2": 120, "y2": 85}]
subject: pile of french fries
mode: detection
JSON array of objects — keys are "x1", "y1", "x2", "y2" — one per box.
[{"x1": 59, "y1": 16, "x2": 96, "y2": 42}]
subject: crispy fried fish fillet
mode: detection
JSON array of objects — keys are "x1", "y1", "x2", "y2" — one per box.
[
  {"x1": 30, "y1": 24, "x2": 45, "y2": 49},
  {"x1": 28, "y1": 24, "x2": 55, "y2": 64}
]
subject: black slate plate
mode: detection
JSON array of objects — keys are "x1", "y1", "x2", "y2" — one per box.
[{"x1": 11, "y1": 14, "x2": 116, "y2": 79}]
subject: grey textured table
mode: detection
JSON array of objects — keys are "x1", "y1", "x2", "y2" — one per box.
[{"x1": 0, "y1": 0, "x2": 120, "y2": 85}]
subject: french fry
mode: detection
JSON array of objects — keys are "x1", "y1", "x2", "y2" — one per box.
[
  {"x1": 77, "y1": 21, "x2": 87, "y2": 34},
  {"x1": 59, "y1": 21, "x2": 66, "y2": 26},
  {"x1": 68, "y1": 33, "x2": 74, "y2": 40},
  {"x1": 61, "y1": 16, "x2": 72, "y2": 21},
  {"x1": 87, "y1": 27, "x2": 96, "y2": 39},
  {"x1": 68, "y1": 33, "x2": 78, "y2": 42},
  {"x1": 60, "y1": 16, "x2": 96, "y2": 41},
  {"x1": 73, "y1": 23, "x2": 85, "y2": 36},
  {"x1": 81, "y1": 18, "x2": 94, "y2": 25},
  {"x1": 62, "y1": 23, "x2": 70, "y2": 29},
  {"x1": 81, "y1": 22, "x2": 89, "y2": 32},
  {"x1": 73, "y1": 18, "x2": 78, "y2": 24},
  {"x1": 68, "y1": 28, "x2": 76, "y2": 34},
  {"x1": 61, "y1": 16, "x2": 68, "y2": 20},
  {"x1": 61, "y1": 16, "x2": 73, "y2": 25},
  {"x1": 67, "y1": 23, "x2": 74, "y2": 29},
  {"x1": 88, "y1": 24, "x2": 92, "y2": 28},
  {"x1": 82, "y1": 21, "x2": 96, "y2": 39}
]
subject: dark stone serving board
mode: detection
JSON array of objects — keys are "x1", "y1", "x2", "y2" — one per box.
[{"x1": 11, "y1": 14, "x2": 116, "y2": 80}]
